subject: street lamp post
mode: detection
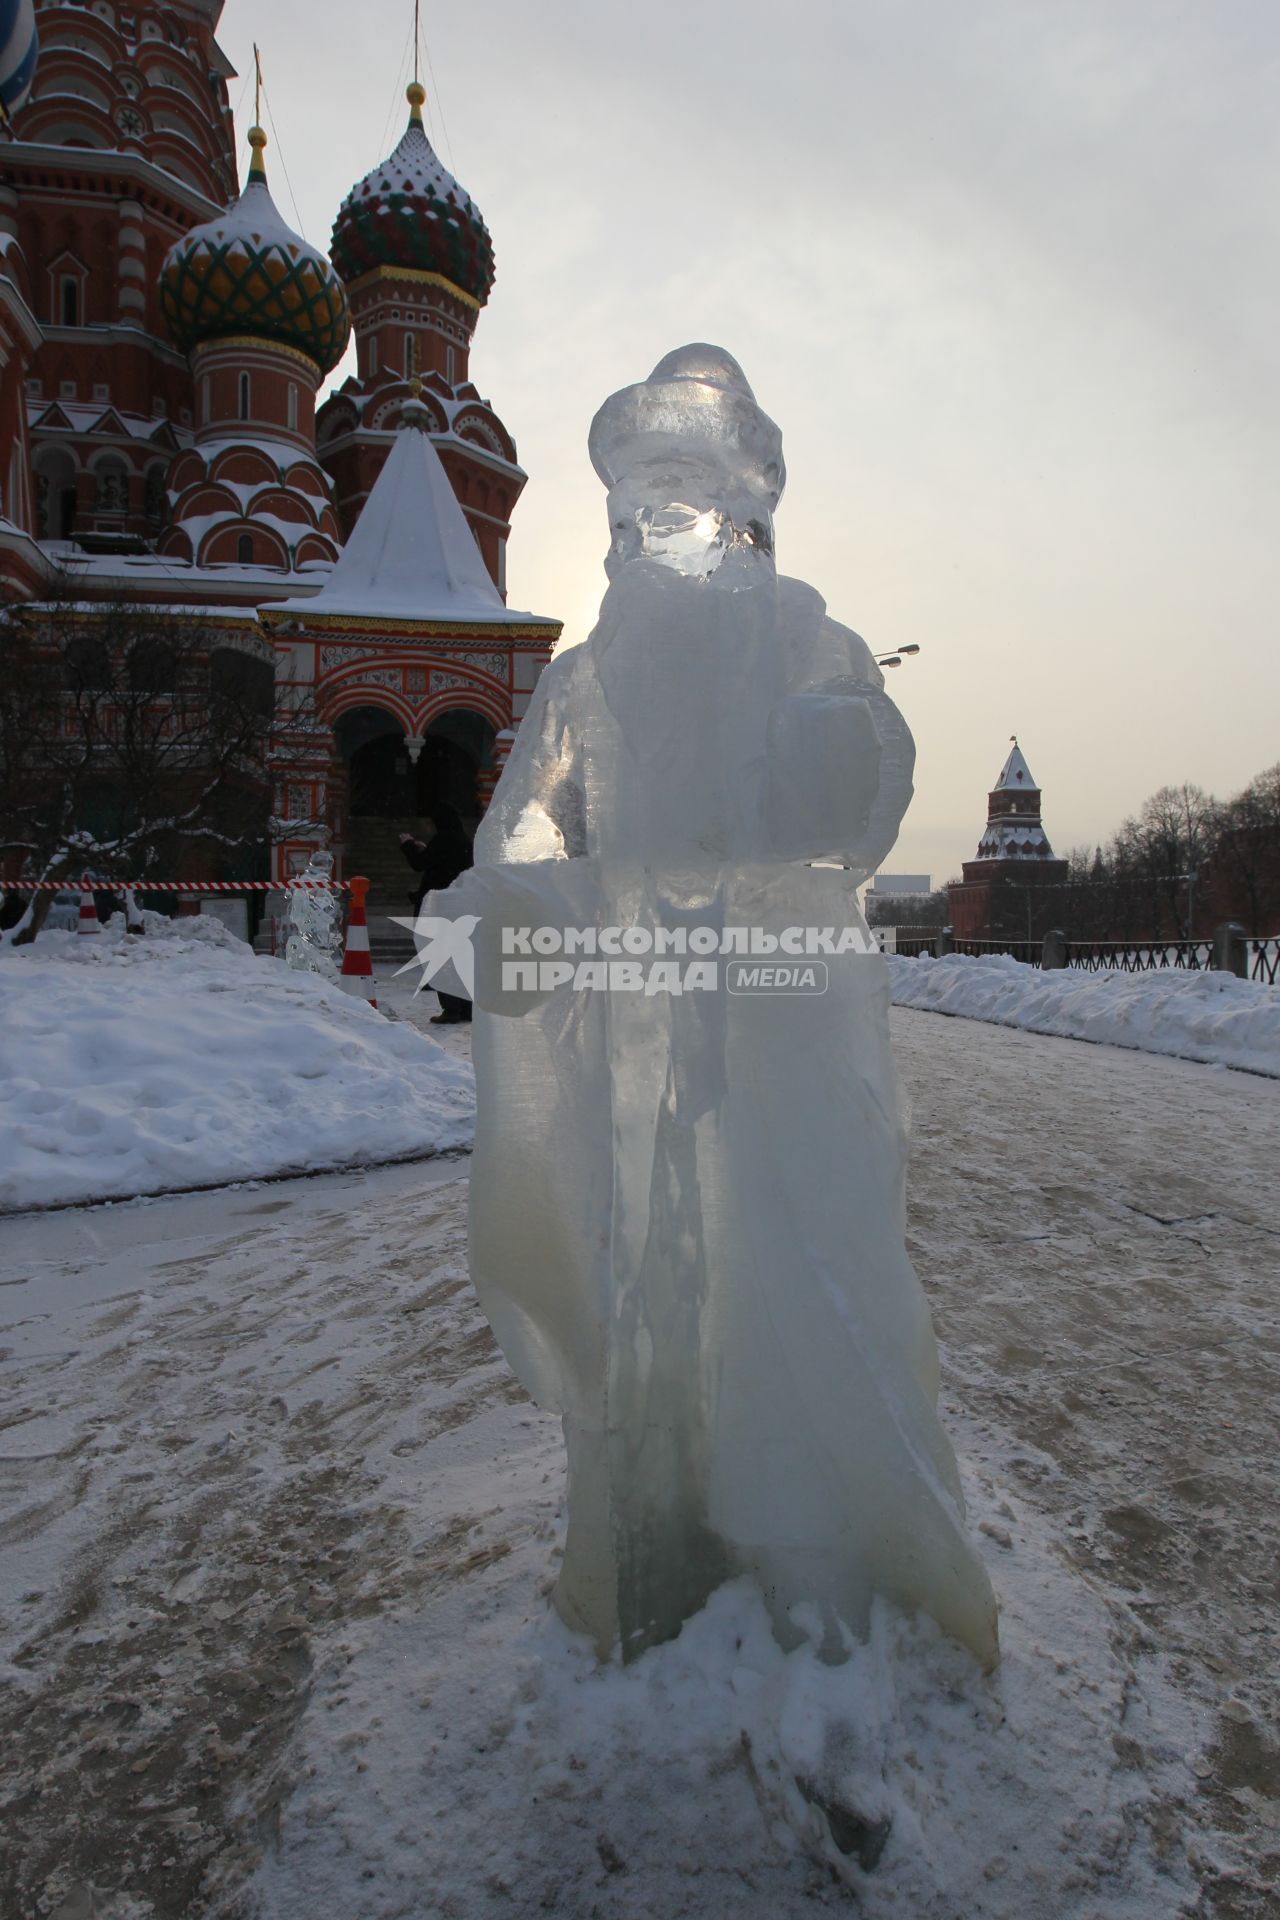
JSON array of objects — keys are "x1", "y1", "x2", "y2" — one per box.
[{"x1": 874, "y1": 644, "x2": 920, "y2": 670}]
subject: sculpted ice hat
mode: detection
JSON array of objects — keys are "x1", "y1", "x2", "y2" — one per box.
[
  {"x1": 588, "y1": 343, "x2": 786, "y2": 506},
  {"x1": 590, "y1": 345, "x2": 786, "y2": 581}
]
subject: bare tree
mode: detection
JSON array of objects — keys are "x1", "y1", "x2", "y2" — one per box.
[
  {"x1": 1108, "y1": 783, "x2": 1218, "y2": 939},
  {"x1": 1210, "y1": 763, "x2": 1280, "y2": 934},
  {"x1": 0, "y1": 589, "x2": 330, "y2": 942}
]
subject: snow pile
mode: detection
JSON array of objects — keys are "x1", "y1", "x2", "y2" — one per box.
[
  {"x1": 133, "y1": 905, "x2": 247, "y2": 948},
  {"x1": 888, "y1": 952, "x2": 1280, "y2": 1077},
  {"x1": 252, "y1": 1493, "x2": 1201, "y2": 1919},
  {"x1": 0, "y1": 926, "x2": 474, "y2": 1211}
]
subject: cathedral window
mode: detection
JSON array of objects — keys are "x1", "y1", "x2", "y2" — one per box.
[
  {"x1": 127, "y1": 638, "x2": 177, "y2": 694},
  {"x1": 288, "y1": 383, "x2": 298, "y2": 431},
  {"x1": 94, "y1": 457, "x2": 129, "y2": 515},
  {"x1": 237, "y1": 534, "x2": 254, "y2": 565},
  {"x1": 446, "y1": 344, "x2": 455, "y2": 384},
  {"x1": 212, "y1": 648, "x2": 274, "y2": 716},
  {"x1": 60, "y1": 277, "x2": 80, "y2": 326},
  {"x1": 35, "y1": 448, "x2": 78, "y2": 539},
  {"x1": 238, "y1": 372, "x2": 251, "y2": 421},
  {"x1": 143, "y1": 465, "x2": 166, "y2": 530},
  {"x1": 64, "y1": 636, "x2": 112, "y2": 692}
]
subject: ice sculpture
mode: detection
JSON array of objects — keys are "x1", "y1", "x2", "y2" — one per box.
[
  {"x1": 284, "y1": 850, "x2": 342, "y2": 978},
  {"x1": 434, "y1": 346, "x2": 998, "y2": 1668}
]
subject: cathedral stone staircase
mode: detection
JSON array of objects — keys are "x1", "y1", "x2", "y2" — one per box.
[{"x1": 343, "y1": 817, "x2": 430, "y2": 966}]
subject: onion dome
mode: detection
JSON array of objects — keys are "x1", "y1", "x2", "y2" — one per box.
[
  {"x1": 0, "y1": 0, "x2": 38, "y2": 121},
  {"x1": 330, "y1": 82, "x2": 495, "y2": 306},
  {"x1": 160, "y1": 127, "x2": 351, "y2": 374}
]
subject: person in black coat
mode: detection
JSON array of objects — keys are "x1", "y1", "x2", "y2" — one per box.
[{"x1": 399, "y1": 803, "x2": 474, "y2": 1023}]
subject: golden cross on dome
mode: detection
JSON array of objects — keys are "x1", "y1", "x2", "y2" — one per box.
[
  {"x1": 246, "y1": 45, "x2": 268, "y2": 181},
  {"x1": 407, "y1": 1, "x2": 426, "y2": 123}
]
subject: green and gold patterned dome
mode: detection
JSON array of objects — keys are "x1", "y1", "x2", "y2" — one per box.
[
  {"x1": 161, "y1": 127, "x2": 351, "y2": 374},
  {"x1": 331, "y1": 85, "x2": 495, "y2": 306}
]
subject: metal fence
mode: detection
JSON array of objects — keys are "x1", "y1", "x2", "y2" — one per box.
[
  {"x1": 889, "y1": 929, "x2": 1278, "y2": 983},
  {"x1": 888, "y1": 929, "x2": 939, "y2": 960},
  {"x1": 1065, "y1": 940, "x2": 1214, "y2": 974},
  {"x1": 1249, "y1": 938, "x2": 1280, "y2": 985}
]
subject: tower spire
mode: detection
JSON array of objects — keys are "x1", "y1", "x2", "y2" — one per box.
[
  {"x1": 406, "y1": 2, "x2": 425, "y2": 122},
  {"x1": 248, "y1": 45, "x2": 268, "y2": 182}
]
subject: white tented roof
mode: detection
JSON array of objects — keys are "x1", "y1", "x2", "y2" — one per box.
[
  {"x1": 275, "y1": 406, "x2": 551, "y2": 628},
  {"x1": 994, "y1": 742, "x2": 1037, "y2": 791}
]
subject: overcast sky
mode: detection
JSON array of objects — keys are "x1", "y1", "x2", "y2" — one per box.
[{"x1": 223, "y1": 0, "x2": 1279, "y2": 885}]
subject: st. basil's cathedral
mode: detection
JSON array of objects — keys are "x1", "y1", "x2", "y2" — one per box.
[{"x1": 0, "y1": 0, "x2": 561, "y2": 910}]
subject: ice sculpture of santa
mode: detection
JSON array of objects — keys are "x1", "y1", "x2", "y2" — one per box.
[{"x1": 429, "y1": 345, "x2": 998, "y2": 1670}]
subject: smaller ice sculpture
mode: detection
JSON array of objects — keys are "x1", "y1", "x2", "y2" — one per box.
[{"x1": 284, "y1": 850, "x2": 342, "y2": 977}]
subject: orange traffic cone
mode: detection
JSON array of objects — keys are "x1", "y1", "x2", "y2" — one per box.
[
  {"x1": 78, "y1": 875, "x2": 101, "y2": 936},
  {"x1": 340, "y1": 874, "x2": 377, "y2": 1010}
]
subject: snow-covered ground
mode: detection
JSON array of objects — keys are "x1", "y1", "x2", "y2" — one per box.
[
  {"x1": 0, "y1": 920, "x2": 474, "y2": 1211},
  {"x1": 888, "y1": 951, "x2": 1280, "y2": 1077},
  {"x1": 2, "y1": 1009, "x2": 1276, "y2": 1918}
]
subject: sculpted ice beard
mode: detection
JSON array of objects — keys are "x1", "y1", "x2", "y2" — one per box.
[{"x1": 602, "y1": 457, "x2": 778, "y2": 586}]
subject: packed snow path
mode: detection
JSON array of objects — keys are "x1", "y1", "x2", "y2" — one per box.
[{"x1": 0, "y1": 1008, "x2": 1276, "y2": 1918}]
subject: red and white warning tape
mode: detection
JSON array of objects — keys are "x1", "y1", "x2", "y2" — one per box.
[{"x1": 3, "y1": 878, "x2": 350, "y2": 892}]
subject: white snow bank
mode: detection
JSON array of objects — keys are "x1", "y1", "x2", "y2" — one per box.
[
  {"x1": 888, "y1": 952, "x2": 1280, "y2": 1077},
  {"x1": 0, "y1": 923, "x2": 474, "y2": 1211}
]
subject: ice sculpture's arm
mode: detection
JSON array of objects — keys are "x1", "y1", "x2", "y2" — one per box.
[
  {"x1": 476, "y1": 653, "x2": 587, "y2": 866},
  {"x1": 423, "y1": 654, "x2": 596, "y2": 1013},
  {"x1": 422, "y1": 856, "x2": 600, "y2": 1016},
  {"x1": 763, "y1": 611, "x2": 916, "y2": 876}
]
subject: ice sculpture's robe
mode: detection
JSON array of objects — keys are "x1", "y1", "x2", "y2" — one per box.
[{"x1": 442, "y1": 561, "x2": 998, "y2": 1668}]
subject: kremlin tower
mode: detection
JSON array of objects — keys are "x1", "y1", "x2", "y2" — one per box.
[
  {"x1": 947, "y1": 741, "x2": 1070, "y2": 940},
  {"x1": 0, "y1": 4, "x2": 560, "y2": 902}
]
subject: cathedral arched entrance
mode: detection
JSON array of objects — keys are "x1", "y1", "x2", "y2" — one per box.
[
  {"x1": 335, "y1": 706, "x2": 413, "y2": 818},
  {"x1": 334, "y1": 703, "x2": 496, "y2": 826},
  {"x1": 419, "y1": 710, "x2": 496, "y2": 828}
]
